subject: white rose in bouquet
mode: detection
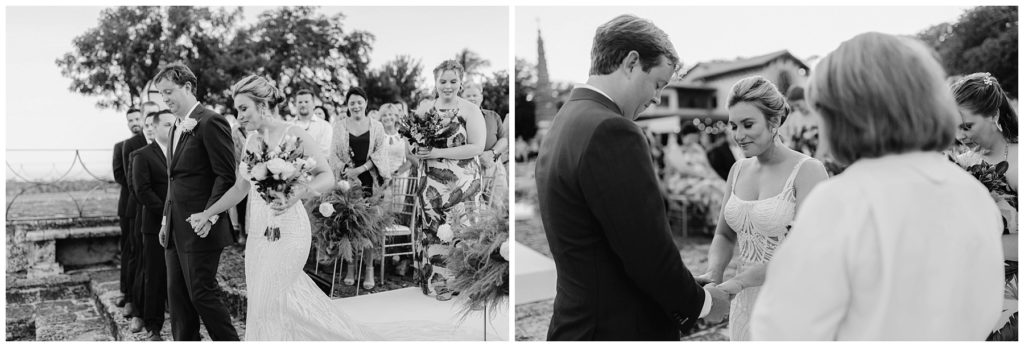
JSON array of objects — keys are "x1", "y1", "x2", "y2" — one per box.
[
  {"x1": 251, "y1": 162, "x2": 269, "y2": 180},
  {"x1": 318, "y1": 202, "x2": 336, "y2": 217},
  {"x1": 499, "y1": 240, "x2": 509, "y2": 261},
  {"x1": 336, "y1": 180, "x2": 352, "y2": 192},
  {"x1": 437, "y1": 224, "x2": 454, "y2": 243},
  {"x1": 265, "y1": 158, "x2": 296, "y2": 180}
]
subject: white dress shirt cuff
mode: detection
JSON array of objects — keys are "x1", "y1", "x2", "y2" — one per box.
[{"x1": 699, "y1": 288, "x2": 713, "y2": 318}]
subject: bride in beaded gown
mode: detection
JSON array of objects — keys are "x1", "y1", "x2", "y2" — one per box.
[
  {"x1": 694, "y1": 76, "x2": 828, "y2": 340},
  {"x1": 190, "y1": 75, "x2": 482, "y2": 341}
]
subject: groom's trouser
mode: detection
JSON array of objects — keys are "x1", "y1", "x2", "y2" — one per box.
[
  {"x1": 166, "y1": 246, "x2": 240, "y2": 341},
  {"x1": 142, "y1": 231, "x2": 167, "y2": 333}
]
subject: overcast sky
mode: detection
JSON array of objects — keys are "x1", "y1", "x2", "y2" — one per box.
[
  {"x1": 5, "y1": 6, "x2": 508, "y2": 179},
  {"x1": 515, "y1": 6, "x2": 972, "y2": 83}
]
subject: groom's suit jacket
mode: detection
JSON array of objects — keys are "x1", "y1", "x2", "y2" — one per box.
[
  {"x1": 163, "y1": 105, "x2": 236, "y2": 252},
  {"x1": 536, "y1": 87, "x2": 706, "y2": 340}
]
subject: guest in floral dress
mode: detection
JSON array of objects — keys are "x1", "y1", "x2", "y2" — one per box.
[
  {"x1": 411, "y1": 60, "x2": 486, "y2": 300},
  {"x1": 952, "y1": 72, "x2": 1018, "y2": 341}
]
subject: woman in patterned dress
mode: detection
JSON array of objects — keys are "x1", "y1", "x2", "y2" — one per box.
[
  {"x1": 330, "y1": 86, "x2": 389, "y2": 290},
  {"x1": 695, "y1": 76, "x2": 829, "y2": 340},
  {"x1": 411, "y1": 60, "x2": 486, "y2": 300},
  {"x1": 952, "y1": 72, "x2": 1018, "y2": 341}
]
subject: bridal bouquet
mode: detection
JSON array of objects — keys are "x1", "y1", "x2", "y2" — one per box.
[
  {"x1": 399, "y1": 106, "x2": 458, "y2": 153},
  {"x1": 240, "y1": 134, "x2": 317, "y2": 241},
  {"x1": 951, "y1": 153, "x2": 1019, "y2": 285},
  {"x1": 311, "y1": 176, "x2": 393, "y2": 262},
  {"x1": 951, "y1": 153, "x2": 1018, "y2": 231},
  {"x1": 444, "y1": 202, "x2": 509, "y2": 320}
]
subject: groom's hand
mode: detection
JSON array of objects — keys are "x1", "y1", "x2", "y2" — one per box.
[
  {"x1": 703, "y1": 284, "x2": 730, "y2": 324},
  {"x1": 159, "y1": 224, "x2": 169, "y2": 248}
]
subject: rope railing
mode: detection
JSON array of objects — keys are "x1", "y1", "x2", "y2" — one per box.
[{"x1": 6, "y1": 149, "x2": 119, "y2": 223}]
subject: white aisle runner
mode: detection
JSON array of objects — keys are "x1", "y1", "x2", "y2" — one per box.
[{"x1": 335, "y1": 287, "x2": 509, "y2": 340}]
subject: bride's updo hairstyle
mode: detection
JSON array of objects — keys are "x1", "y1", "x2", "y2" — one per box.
[
  {"x1": 231, "y1": 75, "x2": 286, "y2": 116},
  {"x1": 727, "y1": 76, "x2": 791, "y2": 133},
  {"x1": 807, "y1": 32, "x2": 958, "y2": 165},
  {"x1": 951, "y1": 73, "x2": 1018, "y2": 143}
]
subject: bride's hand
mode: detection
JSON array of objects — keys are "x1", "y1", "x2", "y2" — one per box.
[
  {"x1": 270, "y1": 185, "x2": 312, "y2": 215},
  {"x1": 187, "y1": 212, "x2": 210, "y2": 230},
  {"x1": 694, "y1": 272, "x2": 719, "y2": 286},
  {"x1": 716, "y1": 280, "x2": 743, "y2": 296}
]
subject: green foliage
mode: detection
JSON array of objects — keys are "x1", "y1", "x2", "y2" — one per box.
[
  {"x1": 360, "y1": 55, "x2": 425, "y2": 108},
  {"x1": 481, "y1": 70, "x2": 509, "y2": 117},
  {"x1": 918, "y1": 6, "x2": 1018, "y2": 96},
  {"x1": 311, "y1": 185, "x2": 394, "y2": 262},
  {"x1": 55, "y1": 6, "x2": 169, "y2": 110},
  {"x1": 444, "y1": 204, "x2": 509, "y2": 320},
  {"x1": 514, "y1": 58, "x2": 538, "y2": 140}
]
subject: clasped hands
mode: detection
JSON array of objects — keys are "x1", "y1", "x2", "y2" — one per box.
[{"x1": 695, "y1": 272, "x2": 742, "y2": 324}]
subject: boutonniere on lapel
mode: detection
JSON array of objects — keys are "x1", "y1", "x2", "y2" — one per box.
[{"x1": 181, "y1": 118, "x2": 198, "y2": 136}]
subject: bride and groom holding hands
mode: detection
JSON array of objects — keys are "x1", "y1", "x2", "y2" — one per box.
[{"x1": 536, "y1": 13, "x2": 1007, "y2": 341}]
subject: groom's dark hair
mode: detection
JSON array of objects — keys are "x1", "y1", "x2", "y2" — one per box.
[
  {"x1": 589, "y1": 14, "x2": 679, "y2": 76},
  {"x1": 154, "y1": 62, "x2": 198, "y2": 95}
]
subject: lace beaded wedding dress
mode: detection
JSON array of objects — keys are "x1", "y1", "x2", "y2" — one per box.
[
  {"x1": 721, "y1": 157, "x2": 811, "y2": 341},
  {"x1": 242, "y1": 131, "x2": 480, "y2": 341}
]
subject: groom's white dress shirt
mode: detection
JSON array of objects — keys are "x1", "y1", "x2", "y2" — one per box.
[
  {"x1": 751, "y1": 151, "x2": 1004, "y2": 340},
  {"x1": 574, "y1": 82, "x2": 714, "y2": 320}
]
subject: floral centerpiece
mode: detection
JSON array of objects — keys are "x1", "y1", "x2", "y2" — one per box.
[
  {"x1": 240, "y1": 134, "x2": 318, "y2": 241},
  {"x1": 443, "y1": 202, "x2": 509, "y2": 319},
  {"x1": 311, "y1": 150, "x2": 394, "y2": 262}
]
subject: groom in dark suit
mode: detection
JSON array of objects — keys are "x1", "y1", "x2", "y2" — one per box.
[
  {"x1": 535, "y1": 15, "x2": 729, "y2": 341},
  {"x1": 154, "y1": 63, "x2": 239, "y2": 341}
]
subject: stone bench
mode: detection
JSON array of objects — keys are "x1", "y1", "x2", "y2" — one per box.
[{"x1": 23, "y1": 226, "x2": 121, "y2": 279}]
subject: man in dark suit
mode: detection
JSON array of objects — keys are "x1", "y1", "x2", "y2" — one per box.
[
  {"x1": 535, "y1": 15, "x2": 729, "y2": 341},
  {"x1": 154, "y1": 63, "x2": 239, "y2": 341},
  {"x1": 131, "y1": 109, "x2": 173, "y2": 341},
  {"x1": 113, "y1": 139, "x2": 128, "y2": 307},
  {"x1": 119, "y1": 107, "x2": 147, "y2": 319}
]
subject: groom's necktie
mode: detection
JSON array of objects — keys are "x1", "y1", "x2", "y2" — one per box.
[{"x1": 171, "y1": 119, "x2": 184, "y2": 155}]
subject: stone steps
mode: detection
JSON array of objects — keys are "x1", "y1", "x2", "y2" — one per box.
[
  {"x1": 91, "y1": 268, "x2": 248, "y2": 341},
  {"x1": 5, "y1": 273, "x2": 114, "y2": 341}
]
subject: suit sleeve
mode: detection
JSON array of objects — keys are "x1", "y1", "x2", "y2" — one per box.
[
  {"x1": 126, "y1": 150, "x2": 137, "y2": 196},
  {"x1": 113, "y1": 142, "x2": 126, "y2": 186},
  {"x1": 133, "y1": 152, "x2": 163, "y2": 211},
  {"x1": 578, "y1": 117, "x2": 706, "y2": 331},
  {"x1": 202, "y1": 114, "x2": 238, "y2": 210}
]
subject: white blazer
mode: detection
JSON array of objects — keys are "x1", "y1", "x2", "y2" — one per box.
[{"x1": 751, "y1": 151, "x2": 1004, "y2": 340}]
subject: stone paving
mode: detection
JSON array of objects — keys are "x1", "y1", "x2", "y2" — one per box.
[
  {"x1": 7, "y1": 241, "x2": 422, "y2": 341},
  {"x1": 6, "y1": 273, "x2": 112, "y2": 341}
]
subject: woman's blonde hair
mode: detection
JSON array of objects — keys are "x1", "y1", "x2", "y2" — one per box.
[
  {"x1": 807, "y1": 32, "x2": 958, "y2": 165},
  {"x1": 727, "y1": 76, "x2": 791, "y2": 130},
  {"x1": 230, "y1": 75, "x2": 286, "y2": 114}
]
